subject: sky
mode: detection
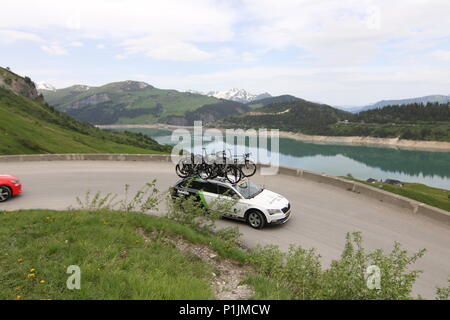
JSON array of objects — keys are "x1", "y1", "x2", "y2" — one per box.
[{"x1": 0, "y1": 0, "x2": 449, "y2": 106}]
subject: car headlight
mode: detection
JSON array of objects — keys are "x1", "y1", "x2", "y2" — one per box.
[
  {"x1": 268, "y1": 209, "x2": 282, "y2": 215},
  {"x1": 10, "y1": 180, "x2": 20, "y2": 184}
]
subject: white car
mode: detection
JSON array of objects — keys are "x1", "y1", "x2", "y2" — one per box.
[{"x1": 171, "y1": 177, "x2": 292, "y2": 229}]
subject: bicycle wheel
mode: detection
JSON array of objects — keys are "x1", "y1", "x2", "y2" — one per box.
[
  {"x1": 208, "y1": 164, "x2": 220, "y2": 179},
  {"x1": 241, "y1": 161, "x2": 257, "y2": 177},
  {"x1": 196, "y1": 163, "x2": 212, "y2": 179},
  {"x1": 225, "y1": 165, "x2": 242, "y2": 184},
  {"x1": 175, "y1": 163, "x2": 190, "y2": 178}
]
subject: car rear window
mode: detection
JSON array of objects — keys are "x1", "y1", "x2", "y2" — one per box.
[
  {"x1": 201, "y1": 182, "x2": 218, "y2": 194},
  {"x1": 217, "y1": 185, "x2": 238, "y2": 197},
  {"x1": 180, "y1": 180, "x2": 218, "y2": 194}
]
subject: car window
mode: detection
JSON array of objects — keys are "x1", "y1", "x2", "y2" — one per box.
[
  {"x1": 180, "y1": 179, "x2": 203, "y2": 190},
  {"x1": 217, "y1": 185, "x2": 238, "y2": 198},
  {"x1": 235, "y1": 180, "x2": 264, "y2": 199},
  {"x1": 202, "y1": 182, "x2": 218, "y2": 194},
  {"x1": 180, "y1": 180, "x2": 218, "y2": 194}
]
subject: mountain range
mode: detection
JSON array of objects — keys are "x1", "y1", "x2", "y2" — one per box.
[
  {"x1": 39, "y1": 81, "x2": 449, "y2": 115},
  {"x1": 5, "y1": 70, "x2": 449, "y2": 146},
  {"x1": 40, "y1": 82, "x2": 256, "y2": 126},
  {"x1": 186, "y1": 88, "x2": 271, "y2": 103},
  {"x1": 341, "y1": 95, "x2": 450, "y2": 113},
  {"x1": 36, "y1": 82, "x2": 56, "y2": 91}
]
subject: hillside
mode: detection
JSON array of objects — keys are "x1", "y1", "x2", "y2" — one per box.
[
  {"x1": 216, "y1": 98, "x2": 351, "y2": 135},
  {"x1": 217, "y1": 96, "x2": 450, "y2": 142},
  {"x1": 0, "y1": 67, "x2": 169, "y2": 154},
  {"x1": 352, "y1": 95, "x2": 450, "y2": 113},
  {"x1": 246, "y1": 94, "x2": 301, "y2": 109},
  {"x1": 41, "y1": 82, "x2": 248, "y2": 125},
  {"x1": 332, "y1": 102, "x2": 450, "y2": 141},
  {"x1": 165, "y1": 100, "x2": 250, "y2": 126}
]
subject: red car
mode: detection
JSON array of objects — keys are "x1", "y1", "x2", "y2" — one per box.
[{"x1": 0, "y1": 175, "x2": 22, "y2": 202}]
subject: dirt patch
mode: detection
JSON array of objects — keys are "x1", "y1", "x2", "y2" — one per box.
[{"x1": 136, "y1": 227, "x2": 254, "y2": 300}]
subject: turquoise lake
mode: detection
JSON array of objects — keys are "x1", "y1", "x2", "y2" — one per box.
[{"x1": 114, "y1": 128, "x2": 450, "y2": 190}]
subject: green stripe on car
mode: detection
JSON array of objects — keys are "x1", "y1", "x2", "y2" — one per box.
[{"x1": 198, "y1": 191, "x2": 208, "y2": 208}]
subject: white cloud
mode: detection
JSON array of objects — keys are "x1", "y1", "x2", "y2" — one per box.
[
  {"x1": 3, "y1": 0, "x2": 450, "y2": 104},
  {"x1": 68, "y1": 41, "x2": 83, "y2": 47},
  {"x1": 241, "y1": 52, "x2": 256, "y2": 63},
  {"x1": 0, "y1": 29, "x2": 41, "y2": 43},
  {"x1": 120, "y1": 37, "x2": 212, "y2": 61},
  {"x1": 41, "y1": 44, "x2": 68, "y2": 55},
  {"x1": 240, "y1": 0, "x2": 450, "y2": 65},
  {"x1": 0, "y1": 0, "x2": 235, "y2": 61},
  {"x1": 431, "y1": 50, "x2": 450, "y2": 62},
  {"x1": 213, "y1": 48, "x2": 258, "y2": 63}
]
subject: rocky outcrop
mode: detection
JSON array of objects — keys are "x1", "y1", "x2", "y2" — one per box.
[{"x1": 0, "y1": 67, "x2": 43, "y2": 102}]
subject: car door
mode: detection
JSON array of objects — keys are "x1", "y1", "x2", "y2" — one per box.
[
  {"x1": 217, "y1": 185, "x2": 246, "y2": 219},
  {"x1": 198, "y1": 181, "x2": 219, "y2": 208}
]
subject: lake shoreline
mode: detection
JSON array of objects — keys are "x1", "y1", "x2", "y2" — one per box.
[{"x1": 97, "y1": 124, "x2": 450, "y2": 152}]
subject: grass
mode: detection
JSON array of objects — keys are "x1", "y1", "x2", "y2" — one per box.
[
  {"x1": 343, "y1": 176, "x2": 450, "y2": 212},
  {"x1": 0, "y1": 209, "x2": 445, "y2": 300},
  {"x1": 0, "y1": 210, "x2": 234, "y2": 300},
  {"x1": 0, "y1": 209, "x2": 292, "y2": 300},
  {"x1": 244, "y1": 275, "x2": 294, "y2": 299},
  {"x1": 0, "y1": 87, "x2": 170, "y2": 155}
]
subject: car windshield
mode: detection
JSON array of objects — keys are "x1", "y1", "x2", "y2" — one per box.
[{"x1": 235, "y1": 180, "x2": 263, "y2": 199}]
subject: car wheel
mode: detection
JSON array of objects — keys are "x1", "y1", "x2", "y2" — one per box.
[
  {"x1": 0, "y1": 186, "x2": 12, "y2": 202},
  {"x1": 247, "y1": 210, "x2": 266, "y2": 229}
]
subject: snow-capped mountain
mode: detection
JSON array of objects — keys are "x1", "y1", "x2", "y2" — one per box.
[
  {"x1": 187, "y1": 88, "x2": 271, "y2": 103},
  {"x1": 36, "y1": 82, "x2": 56, "y2": 91}
]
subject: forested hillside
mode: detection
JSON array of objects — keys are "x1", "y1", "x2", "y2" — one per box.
[
  {"x1": 217, "y1": 99, "x2": 351, "y2": 135},
  {"x1": 216, "y1": 98, "x2": 450, "y2": 141}
]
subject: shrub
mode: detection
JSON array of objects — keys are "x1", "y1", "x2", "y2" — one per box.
[
  {"x1": 249, "y1": 232, "x2": 426, "y2": 300},
  {"x1": 436, "y1": 279, "x2": 450, "y2": 300}
]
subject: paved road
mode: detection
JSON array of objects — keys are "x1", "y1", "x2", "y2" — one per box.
[{"x1": 1, "y1": 161, "x2": 449, "y2": 298}]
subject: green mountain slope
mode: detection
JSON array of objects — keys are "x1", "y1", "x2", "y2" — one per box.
[
  {"x1": 331, "y1": 102, "x2": 450, "y2": 141},
  {"x1": 217, "y1": 99, "x2": 351, "y2": 135},
  {"x1": 218, "y1": 96, "x2": 450, "y2": 141},
  {"x1": 246, "y1": 94, "x2": 301, "y2": 109},
  {"x1": 41, "y1": 81, "x2": 229, "y2": 125},
  {"x1": 0, "y1": 68, "x2": 170, "y2": 155}
]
